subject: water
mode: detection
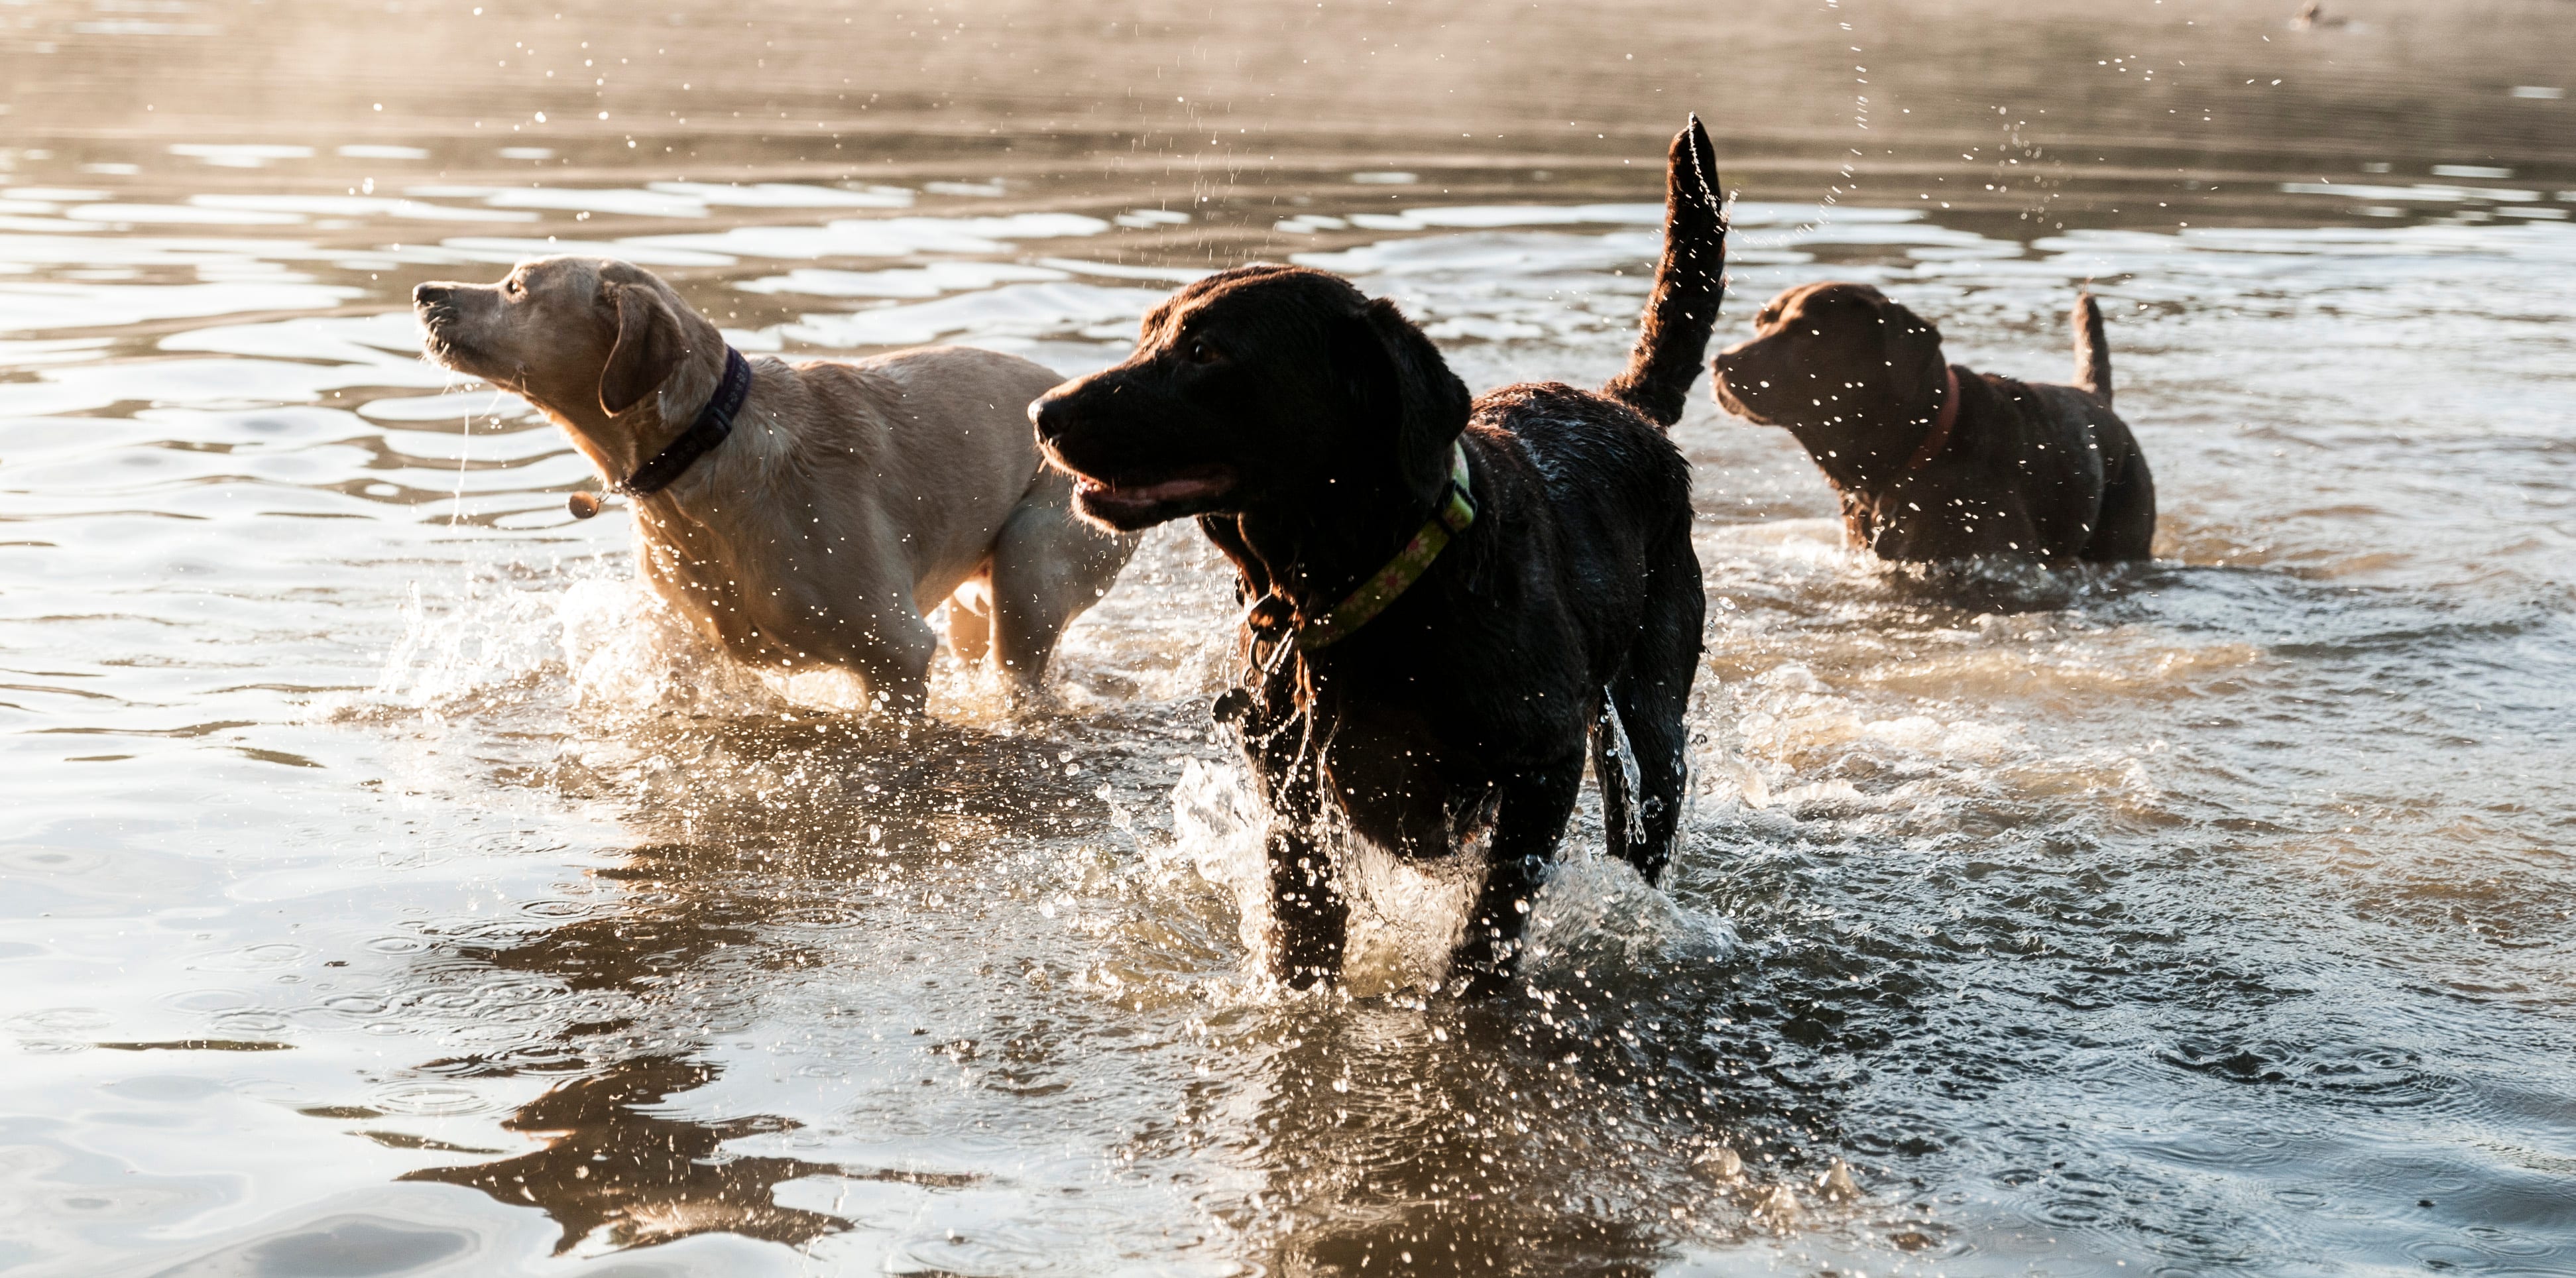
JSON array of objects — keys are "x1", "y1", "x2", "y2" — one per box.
[{"x1": 3, "y1": 0, "x2": 2574, "y2": 1273}]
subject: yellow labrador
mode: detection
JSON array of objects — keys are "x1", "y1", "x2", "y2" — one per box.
[{"x1": 413, "y1": 256, "x2": 1134, "y2": 711}]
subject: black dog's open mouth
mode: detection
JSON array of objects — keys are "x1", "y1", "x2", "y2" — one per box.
[{"x1": 1065, "y1": 464, "x2": 1238, "y2": 528}]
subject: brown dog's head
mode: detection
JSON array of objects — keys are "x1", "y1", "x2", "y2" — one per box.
[
  {"x1": 1710, "y1": 282, "x2": 1946, "y2": 483},
  {"x1": 1026, "y1": 264, "x2": 1470, "y2": 532},
  {"x1": 413, "y1": 257, "x2": 727, "y2": 476}
]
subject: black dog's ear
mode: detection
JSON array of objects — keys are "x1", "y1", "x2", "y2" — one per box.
[
  {"x1": 1334, "y1": 296, "x2": 1472, "y2": 500},
  {"x1": 1876, "y1": 296, "x2": 1946, "y2": 411},
  {"x1": 599, "y1": 282, "x2": 689, "y2": 417}
]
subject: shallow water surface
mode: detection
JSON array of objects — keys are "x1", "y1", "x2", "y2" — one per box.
[{"x1": 3, "y1": 1, "x2": 2574, "y2": 1275}]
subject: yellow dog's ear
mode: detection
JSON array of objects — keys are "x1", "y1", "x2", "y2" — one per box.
[{"x1": 599, "y1": 282, "x2": 687, "y2": 416}]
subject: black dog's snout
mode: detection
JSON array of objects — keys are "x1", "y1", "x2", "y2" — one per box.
[
  {"x1": 1027, "y1": 382, "x2": 1088, "y2": 443},
  {"x1": 412, "y1": 283, "x2": 453, "y2": 308}
]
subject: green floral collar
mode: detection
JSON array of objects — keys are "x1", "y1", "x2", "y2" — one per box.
[{"x1": 1297, "y1": 441, "x2": 1477, "y2": 650}]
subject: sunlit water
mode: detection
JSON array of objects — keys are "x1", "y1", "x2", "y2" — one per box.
[{"x1": 3, "y1": 1, "x2": 2574, "y2": 1274}]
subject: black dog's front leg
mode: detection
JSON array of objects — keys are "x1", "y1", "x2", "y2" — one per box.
[
  {"x1": 1237, "y1": 689, "x2": 1345, "y2": 988},
  {"x1": 1450, "y1": 758, "x2": 1583, "y2": 995},
  {"x1": 1265, "y1": 822, "x2": 1348, "y2": 987}
]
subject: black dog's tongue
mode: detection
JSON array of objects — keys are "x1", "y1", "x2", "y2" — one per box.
[{"x1": 1086, "y1": 472, "x2": 1230, "y2": 504}]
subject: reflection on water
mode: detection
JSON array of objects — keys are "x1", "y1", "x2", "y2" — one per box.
[
  {"x1": 401, "y1": 1057, "x2": 855, "y2": 1255},
  {"x1": 3, "y1": 0, "x2": 2575, "y2": 1275}
]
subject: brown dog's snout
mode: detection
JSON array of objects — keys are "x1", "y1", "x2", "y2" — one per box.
[
  {"x1": 413, "y1": 282, "x2": 455, "y2": 308},
  {"x1": 1707, "y1": 339, "x2": 1775, "y2": 423},
  {"x1": 1708, "y1": 343, "x2": 1747, "y2": 391}
]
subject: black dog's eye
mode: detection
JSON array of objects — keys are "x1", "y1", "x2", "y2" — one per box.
[{"x1": 1184, "y1": 338, "x2": 1221, "y2": 365}]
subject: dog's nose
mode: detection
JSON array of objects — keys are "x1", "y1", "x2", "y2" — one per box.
[
  {"x1": 413, "y1": 283, "x2": 453, "y2": 308},
  {"x1": 1027, "y1": 384, "x2": 1080, "y2": 441}
]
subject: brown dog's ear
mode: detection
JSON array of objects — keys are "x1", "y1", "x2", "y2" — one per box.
[
  {"x1": 598, "y1": 282, "x2": 689, "y2": 417},
  {"x1": 1336, "y1": 296, "x2": 1473, "y2": 500},
  {"x1": 1877, "y1": 296, "x2": 1946, "y2": 410}
]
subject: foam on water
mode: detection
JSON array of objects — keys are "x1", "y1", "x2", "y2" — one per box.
[
  {"x1": 1161, "y1": 758, "x2": 1485, "y2": 998},
  {"x1": 355, "y1": 559, "x2": 909, "y2": 732}
]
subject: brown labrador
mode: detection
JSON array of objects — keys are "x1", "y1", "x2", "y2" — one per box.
[
  {"x1": 413, "y1": 257, "x2": 1134, "y2": 711},
  {"x1": 1710, "y1": 284, "x2": 2154, "y2": 563},
  {"x1": 1027, "y1": 119, "x2": 1726, "y2": 992}
]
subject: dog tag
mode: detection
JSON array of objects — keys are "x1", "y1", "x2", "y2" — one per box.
[{"x1": 567, "y1": 491, "x2": 603, "y2": 520}]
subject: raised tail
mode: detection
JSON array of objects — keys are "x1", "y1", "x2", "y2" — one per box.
[
  {"x1": 1602, "y1": 114, "x2": 1727, "y2": 428},
  {"x1": 2074, "y1": 292, "x2": 2113, "y2": 407}
]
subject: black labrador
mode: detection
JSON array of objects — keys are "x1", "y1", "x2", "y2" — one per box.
[{"x1": 1029, "y1": 118, "x2": 1726, "y2": 992}]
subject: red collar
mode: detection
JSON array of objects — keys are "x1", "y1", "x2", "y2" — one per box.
[{"x1": 1903, "y1": 365, "x2": 1961, "y2": 473}]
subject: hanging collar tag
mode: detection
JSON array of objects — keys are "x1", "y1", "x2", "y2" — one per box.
[{"x1": 1295, "y1": 440, "x2": 1476, "y2": 651}]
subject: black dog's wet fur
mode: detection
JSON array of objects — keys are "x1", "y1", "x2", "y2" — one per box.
[{"x1": 1032, "y1": 119, "x2": 1724, "y2": 992}]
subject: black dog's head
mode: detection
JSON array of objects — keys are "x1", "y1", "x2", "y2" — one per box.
[
  {"x1": 1710, "y1": 281, "x2": 1946, "y2": 480},
  {"x1": 1027, "y1": 264, "x2": 1471, "y2": 532}
]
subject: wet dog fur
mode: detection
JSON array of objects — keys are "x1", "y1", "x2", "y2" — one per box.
[
  {"x1": 414, "y1": 257, "x2": 1135, "y2": 710},
  {"x1": 1029, "y1": 119, "x2": 1726, "y2": 991},
  {"x1": 1710, "y1": 284, "x2": 2155, "y2": 563}
]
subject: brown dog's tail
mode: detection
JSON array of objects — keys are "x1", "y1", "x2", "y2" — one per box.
[
  {"x1": 1602, "y1": 115, "x2": 1727, "y2": 429},
  {"x1": 2074, "y1": 292, "x2": 2113, "y2": 407}
]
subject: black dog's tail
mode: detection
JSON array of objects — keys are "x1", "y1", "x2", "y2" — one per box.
[
  {"x1": 2073, "y1": 292, "x2": 2113, "y2": 407},
  {"x1": 1602, "y1": 115, "x2": 1727, "y2": 429}
]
